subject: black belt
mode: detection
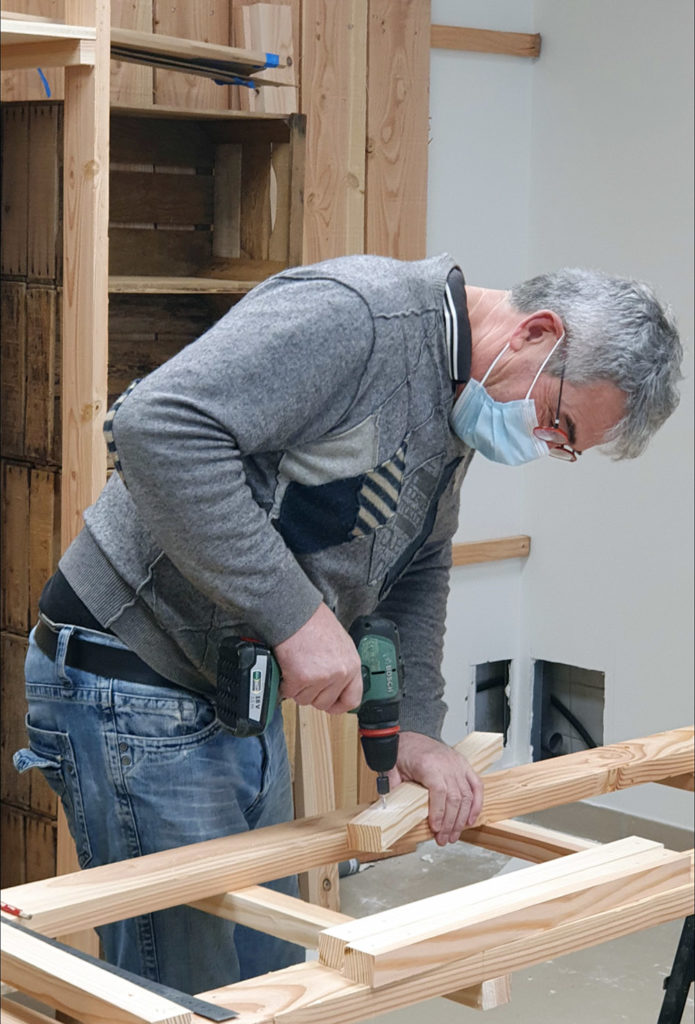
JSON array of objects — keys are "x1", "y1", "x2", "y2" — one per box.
[{"x1": 35, "y1": 617, "x2": 176, "y2": 688}]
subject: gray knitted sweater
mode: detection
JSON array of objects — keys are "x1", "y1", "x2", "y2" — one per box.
[{"x1": 61, "y1": 254, "x2": 474, "y2": 738}]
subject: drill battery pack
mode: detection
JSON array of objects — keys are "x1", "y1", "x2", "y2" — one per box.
[{"x1": 215, "y1": 636, "x2": 281, "y2": 737}]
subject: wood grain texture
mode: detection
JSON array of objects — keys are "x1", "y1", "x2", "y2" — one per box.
[
  {"x1": 3, "y1": 728, "x2": 690, "y2": 939},
  {"x1": 341, "y1": 841, "x2": 692, "y2": 987},
  {"x1": 431, "y1": 24, "x2": 541, "y2": 59},
  {"x1": 462, "y1": 818, "x2": 596, "y2": 863},
  {"x1": 151, "y1": 1, "x2": 230, "y2": 111},
  {"x1": 191, "y1": 879, "x2": 693, "y2": 1023},
  {"x1": 452, "y1": 535, "x2": 531, "y2": 566},
  {"x1": 301, "y1": 0, "x2": 367, "y2": 261},
  {"x1": 365, "y1": 0, "x2": 430, "y2": 259},
  {"x1": 347, "y1": 731, "x2": 504, "y2": 853},
  {"x1": 295, "y1": 706, "x2": 340, "y2": 910},
  {"x1": 1, "y1": 921, "x2": 192, "y2": 1024},
  {"x1": 110, "y1": 0, "x2": 153, "y2": 108}
]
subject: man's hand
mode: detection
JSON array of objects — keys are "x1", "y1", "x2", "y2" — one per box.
[
  {"x1": 274, "y1": 603, "x2": 363, "y2": 715},
  {"x1": 387, "y1": 731, "x2": 483, "y2": 846}
]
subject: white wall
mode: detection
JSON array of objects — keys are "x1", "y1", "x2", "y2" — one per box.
[{"x1": 428, "y1": 1, "x2": 694, "y2": 826}]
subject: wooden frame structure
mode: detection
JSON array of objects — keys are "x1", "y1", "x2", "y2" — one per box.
[{"x1": 1, "y1": 726, "x2": 692, "y2": 1023}]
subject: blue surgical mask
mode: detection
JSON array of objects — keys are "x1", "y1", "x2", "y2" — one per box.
[{"x1": 450, "y1": 334, "x2": 564, "y2": 466}]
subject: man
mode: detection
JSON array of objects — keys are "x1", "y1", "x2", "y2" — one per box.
[{"x1": 16, "y1": 254, "x2": 682, "y2": 994}]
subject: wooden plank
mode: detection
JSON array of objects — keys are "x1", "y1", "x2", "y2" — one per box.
[
  {"x1": 269, "y1": 141, "x2": 291, "y2": 262},
  {"x1": 452, "y1": 535, "x2": 531, "y2": 566},
  {"x1": 301, "y1": 0, "x2": 368, "y2": 261},
  {"x1": 431, "y1": 24, "x2": 541, "y2": 59},
  {"x1": 108, "y1": 276, "x2": 260, "y2": 294},
  {"x1": 365, "y1": 0, "x2": 430, "y2": 260},
  {"x1": 658, "y1": 772, "x2": 694, "y2": 791},
  {"x1": 110, "y1": 115, "x2": 215, "y2": 168},
  {"x1": 347, "y1": 731, "x2": 504, "y2": 853},
  {"x1": 294, "y1": 706, "x2": 340, "y2": 910},
  {"x1": 24, "y1": 288, "x2": 57, "y2": 462},
  {"x1": 240, "y1": 141, "x2": 273, "y2": 260},
  {"x1": 110, "y1": 170, "x2": 213, "y2": 227},
  {"x1": 328, "y1": 713, "x2": 359, "y2": 810},
  {"x1": 150, "y1": 2, "x2": 230, "y2": 112},
  {"x1": 27, "y1": 469, "x2": 58, "y2": 634},
  {"x1": 0, "y1": 804, "x2": 27, "y2": 889},
  {"x1": 1, "y1": 922, "x2": 192, "y2": 1024},
  {"x1": 234, "y1": 2, "x2": 297, "y2": 115},
  {"x1": 1, "y1": 465, "x2": 30, "y2": 634},
  {"x1": 461, "y1": 818, "x2": 596, "y2": 862},
  {"x1": 0, "y1": 105, "x2": 29, "y2": 277},
  {"x1": 0, "y1": 37, "x2": 94, "y2": 70},
  {"x1": 1, "y1": 995, "x2": 58, "y2": 1024},
  {"x1": 286, "y1": 113, "x2": 306, "y2": 267},
  {"x1": 340, "y1": 842, "x2": 692, "y2": 988},
  {"x1": 197, "y1": 880, "x2": 693, "y2": 1024},
  {"x1": 446, "y1": 975, "x2": 511, "y2": 1010},
  {"x1": 110, "y1": 0, "x2": 154, "y2": 108},
  {"x1": 189, "y1": 885, "x2": 349, "y2": 949},
  {"x1": 0, "y1": 633, "x2": 31, "y2": 811},
  {"x1": 0, "y1": 283, "x2": 27, "y2": 459},
  {"x1": 109, "y1": 227, "x2": 213, "y2": 277},
  {"x1": 3, "y1": 728, "x2": 690, "y2": 939},
  {"x1": 0, "y1": 3, "x2": 65, "y2": 102},
  {"x1": 212, "y1": 144, "x2": 242, "y2": 259}
]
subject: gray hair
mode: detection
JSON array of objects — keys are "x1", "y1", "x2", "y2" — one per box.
[{"x1": 510, "y1": 268, "x2": 683, "y2": 459}]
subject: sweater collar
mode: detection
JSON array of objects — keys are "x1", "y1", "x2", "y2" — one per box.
[{"x1": 443, "y1": 266, "x2": 472, "y2": 386}]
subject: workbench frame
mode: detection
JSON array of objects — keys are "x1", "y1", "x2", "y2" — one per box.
[{"x1": 1, "y1": 726, "x2": 693, "y2": 1024}]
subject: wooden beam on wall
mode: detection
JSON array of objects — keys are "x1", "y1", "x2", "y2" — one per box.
[
  {"x1": 431, "y1": 24, "x2": 541, "y2": 59},
  {"x1": 365, "y1": 0, "x2": 430, "y2": 259},
  {"x1": 452, "y1": 535, "x2": 530, "y2": 566}
]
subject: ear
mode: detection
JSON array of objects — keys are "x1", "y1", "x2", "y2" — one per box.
[{"x1": 508, "y1": 310, "x2": 564, "y2": 351}]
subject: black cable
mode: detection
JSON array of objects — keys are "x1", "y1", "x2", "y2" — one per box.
[{"x1": 549, "y1": 693, "x2": 598, "y2": 749}]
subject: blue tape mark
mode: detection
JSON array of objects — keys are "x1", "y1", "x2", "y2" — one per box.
[
  {"x1": 214, "y1": 77, "x2": 256, "y2": 89},
  {"x1": 37, "y1": 68, "x2": 51, "y2": 98},
  {"x1": 265, "y1": 52, "x2": 280, "y2": 68}
]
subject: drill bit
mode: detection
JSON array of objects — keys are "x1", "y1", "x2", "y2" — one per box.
[{"x1": 376, "y1": 772, "x2": 390, "y2": 809}]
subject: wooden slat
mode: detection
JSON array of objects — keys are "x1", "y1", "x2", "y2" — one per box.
[
  {"x1": 189, "y1": 885, "x2": 349, "y2": 949},
  {"x1": 1, "y1": 923, "x2": 192, "y2": 1024},
  {"x1": 658, "y1": 772, "x2": 694, "y2": 791},
  {"x1": 365, "y1": 0, "x2": 430, "y2": 260},
  {"x1": 340, "y1": 842, "x2": 692, "y2": 987},
  {"x1": 1, "y1": 465, "x2": 30, "y2": 634},
  {"x1": 0, "y1": 804, "x2": 27, "y2": 889},
  {"x1": 462, "y1": 818, "x2": 596, "y2": 862},
  {"x1": 0, "y1": 633, "x2": 31, "y2": 812},
  {"x1": 0, "y1": 105, "x2": 29, "y2": 277},
  {"x1": 110, "y1": 0, "x2": 154, "y2": 108},
  {"x1": 0, "y1": 283, "x2": 27, "y2": 458},
  {"x1": 431, "y1": 24, "x2": 541, "y2": 59},
  {"x1": 110, "y1": 171, "x2": 213, "y2": 227},
  {"x1": 151, "y1": 1, "x2": 230, "y2": 112},
  {"x1": 301, "y1": 0, "x2": 368, "y2": 261},
  {"x1": 240, "y1": 140, "x2": 273, "y2": 260},
  {"x1": 109, "y1": 228, "x2": 213, "y2": 277},
  {"x1": 212, "y1": 144, "x2": 242, "y2": 259},
  {"x1": 196, "y1": 880, "x2": 693, "y2": 1023},
  {"x1": 347, "y1": 731, "x2": 504, "y2": 853},
  {"x1": 3, "y1": 727, "x2": 690, "y2": 939},
  {"x1": 1, "y1": 995, "x2": 58, "y2": 1024},
  {"x1": 452, "y1": 535, "x2": 531, "y2": 566},
  {"x1": 234, "y1": 2, "x2": 297, "y2": 114},
  {"x1": 0, "y1": 3, "x2": 65, "y2": 102},
  {"x1": 294, "y1": 706, "x2": 340, "y2": 911},
  {"x1": 24, "y1": 287, "x2": 58, "y2": 462},
  {"x1": 110, "y1": 116, "x2": 215, "y2": 168},
  {"x1": 0, "y1": 37, "x2": 95, "y2": 70}
]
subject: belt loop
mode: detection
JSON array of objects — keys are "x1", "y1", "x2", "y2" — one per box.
[{"x1": 55, "y1": 625, "x2": 77, "y2": 689}]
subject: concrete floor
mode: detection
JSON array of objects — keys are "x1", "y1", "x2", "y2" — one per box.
[{"x1": 336, "y1": 823, "x2": 694, "y2": 1024}]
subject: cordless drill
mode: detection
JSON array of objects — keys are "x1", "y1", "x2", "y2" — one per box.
[{"x1": 215, "y1": 615, "x2": 402, "y2": 801}]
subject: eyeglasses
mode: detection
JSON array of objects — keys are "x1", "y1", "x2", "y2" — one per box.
[{"x1": 532, "y1": 359, "x2": 580, "y2": 462}]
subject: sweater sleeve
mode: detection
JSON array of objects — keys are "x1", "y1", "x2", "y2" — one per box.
[
  {"x1": 374, "y1": 534, "x2": 453, "y2": 740},
  {"x1": 109, "y1": 275, "x2": 375, "y2": 646}
]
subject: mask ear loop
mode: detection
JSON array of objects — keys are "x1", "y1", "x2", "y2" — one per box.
[
  {"x1": 524, "y1": 331, "x2": 566, "y2": 399},
  {"x1": 479, "y1": 342, "x2": 511, "y2": 386}
]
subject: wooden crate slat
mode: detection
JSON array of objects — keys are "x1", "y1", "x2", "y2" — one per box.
[
  {"x1": 109, "y1": 227, "x2": 213, "y2": 277},
  {"x1": 0, "y1": 104, "x2": 30, "y2": 276},
  {"x1": 110, "y1": 170, "x2": 214, "y2": 227},
  {"x1": 27, "y1": 103, "x2": 61, "y2": 282},
  {"x1": 0, "y1": 804, "x2": 27, "y2": 889},
  {"x1": 240, "y1": 140, "x2": 273, "y2": 260},
  {"x1": 0, "y1": 282, "x2": 27, "y2": 459},
  {"x1": 110, "y1": 115, "x2": 215, "y2": 168},
  {"x1": 0, "y1": 632, "x2": 31, "y2": 810},
  {"x1": 1, "y1": 465, "x2": 30, "y2": 634},
  {"x1": 24, "y1": 286, "x2": 58, "y2": 462},
  {"x1": 25, "y1": 815, "x2": 58, "y2": 884}
]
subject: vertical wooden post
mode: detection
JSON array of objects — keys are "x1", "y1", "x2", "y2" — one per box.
[{"x1": 58, "y1": 0, "x2": 111, "y2": 955}]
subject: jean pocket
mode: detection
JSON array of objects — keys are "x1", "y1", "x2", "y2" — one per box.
[{"x1": 14, "y1": 718, "x2": 93, "y2": 869}]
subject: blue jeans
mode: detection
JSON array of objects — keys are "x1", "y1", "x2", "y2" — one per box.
[{"x1": 15, "y1": 625, "x2": 303, "y2": 995}]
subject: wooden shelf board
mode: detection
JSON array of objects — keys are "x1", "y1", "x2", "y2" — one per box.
[
  {"x1": 109, "y1": 275, "x2": 264, "y2": 295},
  {"x1": 1, "y1": 16, "x2": 95, "y2": 69}
]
